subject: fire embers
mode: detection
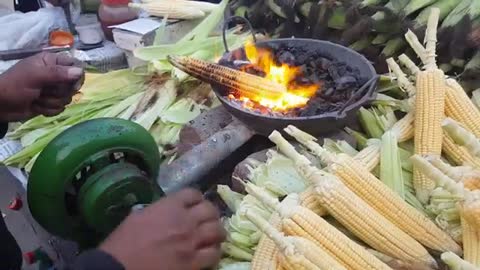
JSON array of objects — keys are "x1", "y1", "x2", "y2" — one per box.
[{"x1": 222, "y1": 41, "x2": 365, "y2": 117}]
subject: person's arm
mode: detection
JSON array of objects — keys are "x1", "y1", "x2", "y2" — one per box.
[{"x1": 65, "y1": 250, "x2": 124, "y2": 270}]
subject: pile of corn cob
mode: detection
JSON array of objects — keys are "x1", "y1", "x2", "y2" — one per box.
[
  {"x1": 217, "y1": 8, "x2": 480, "y2": 270},
  {"x1": 232, "y1": 0, "x2": 480, "y2": 90}
]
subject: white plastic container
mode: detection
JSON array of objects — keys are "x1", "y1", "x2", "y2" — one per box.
[{"x1": 75, "y1": 15, "x2": 105, "y2": 45}]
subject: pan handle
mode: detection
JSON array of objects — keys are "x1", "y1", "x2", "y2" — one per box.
[
  {"x1": 222, "y1": 16, "x2": 256, "y2": 53},
  {"x1": 336, "y1": 75, "x2": 379, "y2": 117}
]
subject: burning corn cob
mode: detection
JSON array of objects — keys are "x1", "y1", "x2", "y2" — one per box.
[
  {"x1": 251, "y1": 213, "x2": 281, "y2": 270},
  {"x1": 245, "y1": 210, "x2": 347, "y2": 270},
  {"x1": 281, "y1": 125, "x2": 462, "y2": 254},
  {"x1": 129, "y1": 3, "x2": 206, "y2": 19},
  {"x1": 168, "y1": 55, "x2": 287, "y2": 100},
  {"x1": 243, "y1": 184, "x2": 393, "y2": 270},
  {"x1": 410, "y1": 8, "x2": 446, "y2": 204}
]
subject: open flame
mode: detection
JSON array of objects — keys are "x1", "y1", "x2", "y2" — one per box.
[{"x1": 233, "y1": 41, "x2": 319, "y2": 112}]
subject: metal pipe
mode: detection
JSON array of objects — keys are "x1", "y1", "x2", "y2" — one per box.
[{"x1": 157, "y1": 119, "x2": 254, "y2": 194}]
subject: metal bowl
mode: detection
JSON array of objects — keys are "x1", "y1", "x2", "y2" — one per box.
[{"x1": 213, "y1": 38, "x2": 378, "y2": 136}]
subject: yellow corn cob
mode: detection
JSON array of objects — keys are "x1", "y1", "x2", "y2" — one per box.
[
  {"x1": 464, "y1": 178, "x2": 480, "y2": 191},
  {"x1": 413, "y1": 68, "x2": 446, "y2": 203},
  {"x1": 129, "y1": 3, "x2": 206, "y2": 19},
  {"x1": 426, "y1": 156, "x2": 480, "y2": 191},
  {"x1": 168, "y1": 55, "x2": 286, "y2": 100},
  {"x1": 139, "y1": 0, "x2": 219, "y2": 13},
  {"x1": 279, "y1": 126, "x2": 462, "y2": 254},
  {"x1": 280, "y1": 207, "x2": 392, "y2": 270},
  {"x1": 403, "y1": 8, "x2": 446, "y2": 203},
  {"x1": 244, "y1": 184, "x2": 393, "y2": 270},
  {"x1": 299, "y1": 187, "x2": 327, "y2": 216},
  {"x1": 443, "y1": 118, "x2": 480, "y2": 158},
  {"x1": 278, "y1": 237, "x2": 347, "y2": 270},
  {"x1": 445, "y1": 78, "x2": 480, "y2": 139},
  {"x1": 353, "y1": 141, "x2": 381, "y2": 171},
  {"x1": 331, "y1": 154, "x2": 461, "y2": 254},
  {"x1": 443, "y1": 132, "x2": 480, "y2": 170},
  {"x1": 268, "y1": 131, "x2": 437, "y2": 266},
  {"x1": 460, "y1": 198, "x2": 480, "y2": 267},
  {"x1": 313, "y1": 174, "x2": 436, "y2": 267},
  {"x1": 252, "y1": 213, "x2": 281, "y2": 270},
  {"x1": 245, "y1": 210, "x2": 347, "y2": 270},
  {"x1": 392, "y1": 111, "x2": 414, "y2": 143}
]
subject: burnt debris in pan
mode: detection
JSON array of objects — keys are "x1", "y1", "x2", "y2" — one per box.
[{"x1": 218, "y1": 41, "x2": 369, "y2": 118}]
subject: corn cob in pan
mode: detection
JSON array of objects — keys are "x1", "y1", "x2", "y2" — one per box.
[{"x1": 167, "y1": 55, "x2": 286, "y2": 100}]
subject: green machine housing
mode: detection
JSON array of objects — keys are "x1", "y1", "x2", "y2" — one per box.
[{"x1": 27, "y1": 118, "x2": 163, "y2": 248}]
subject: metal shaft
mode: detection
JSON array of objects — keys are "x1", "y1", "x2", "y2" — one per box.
[{"x1": 156, "y1": 119, "x2": 254, "y2": 194}]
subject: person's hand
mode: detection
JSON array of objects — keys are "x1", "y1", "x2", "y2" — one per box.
[
  {"x1": 0, "y1": 52, "x2": 84, "y2": 122},
  {"x1": 99, "y1": 189, "x2": 226, "y2": 270}
]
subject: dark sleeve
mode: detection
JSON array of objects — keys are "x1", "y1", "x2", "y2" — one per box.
[
  {"x1": 65, "y1": 249, "x2": 125, "y2": 270},
  {"x1": 0, "y1": 123, "x2": 8, "y2": 139}
]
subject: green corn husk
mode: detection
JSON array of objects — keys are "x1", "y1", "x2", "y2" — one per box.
[
  {"x1": 381, "y1": 38, "x2": 407, "y2": 57},
  {"x1": 464, "y1": 50, "x2": 480, "y2": 76},
  {"x1": 345, "y1": 127, "x2": 369, "y2": 149},
  {"x1": 440, "y1": 63, "x2": 454, "y2": 73},
  {"x1": 358, "y1": 107, "x2": 384, "y2": 138},
  {"x1": 441, "y1": 0, "x2": 480, "y2": 29},
  {"x1": 414, "y1": 0, "x2": 463, "y2": 29},
  {"x1": 372, "y1": 34, "x2": 390, "y2": 45},
  {"x1": 442, "y1": 252, "x2": 479, "y2": 270},
  {"x1": 328, "y1": 7, "x2": 347, "y2": 30},
  {"x1": 404, "y1": 0, "x2": 437, "y2": 16},
  {"x1": 221, "y1": 243, "x2": 253, "y2": 261},
  {"x1": 471, "y1": 88, "x2": 480, "y2": 109},
  {"x1": 360, "y1": 0, "x2": 387, "y2": 8},
  {"x1": 349, "y1": 37, "x2": 373, "y2": 51},
  {"x1": 380, "y1": 130, "x2": 405, "y2": 198}
]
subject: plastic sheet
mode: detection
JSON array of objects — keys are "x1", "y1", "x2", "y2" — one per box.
[{"x1": 0, "y1": 7, "x2": 69, "y2": 73}]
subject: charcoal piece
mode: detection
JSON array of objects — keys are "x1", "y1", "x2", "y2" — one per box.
[
  {"x1": 321, "y1": 87, "x2": 334, "y2": 97},
  {"x1": 335, "y1": 75, "x2": 358, "y2": 91},
  {"x1": 277, "y1": 51, "x2": 295, "y2": 66}
]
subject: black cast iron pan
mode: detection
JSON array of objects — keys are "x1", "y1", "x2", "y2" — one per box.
[
  {"x1": 157, "y1": 17, "x2": 378, "y2": 193},
  {"x1": 212, "y1": 17, "x2": 378, "y2": 136}
]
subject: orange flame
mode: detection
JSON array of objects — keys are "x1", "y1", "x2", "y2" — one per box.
[{"x1": 240, "y1": 41, "x2": 318, "y2": 111}]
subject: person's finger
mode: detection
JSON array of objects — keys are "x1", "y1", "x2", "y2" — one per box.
[
  {"x1": 45, "y1": 65, "x2": 84, "y2": 83},
  {"x1": 32, "y1": 104, "x2": 65, "y2": 117},
  {"x1": 34, "y1": 96, "x2": 71, "y2": 109},
  {"x1": 195, "y1": 221, "x2": 226, "y2": 248},
  {"x1": 172, "y1": 188, "x2": 204, "y2": 208},
  {"x1": 192, "y1": 246, "x2": 222, "y2": 269},
  {"x1": 55, "y1": 53, "x2": 76, "y2": 66},
  {"x1": 41, "y1": 84, "x2": 77, "y2": 98},
  {"x1": 188, "y1": 200, "x2": 220, "y2": 225}
]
